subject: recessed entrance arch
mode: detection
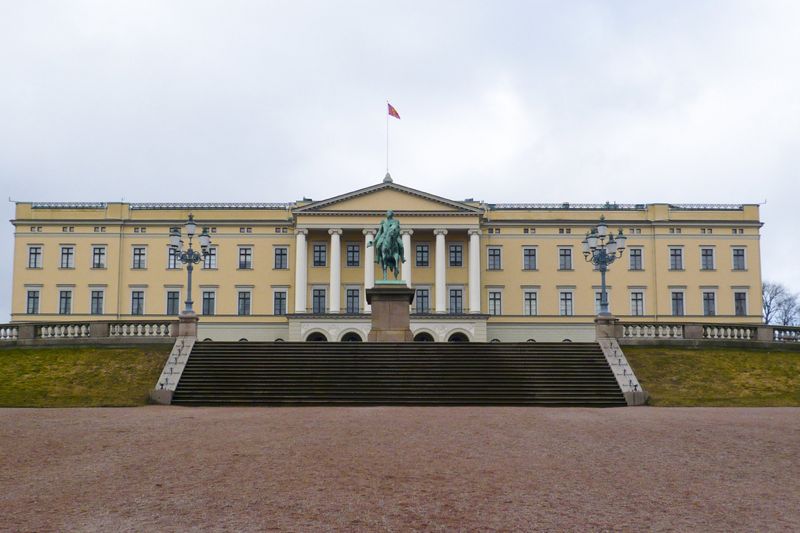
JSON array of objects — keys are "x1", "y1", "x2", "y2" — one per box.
[
  {"x1": 306, "y1": 332, "x2": 328, "y2": 342},
  {"x1": 413, "y1": 332, "x2": 435, "y2": 342},
  {"x1": 447, "y1": 332, "x2": 469, "y2": 342},
  {"x1": 340, "y1": 331, "x2": 363, "y2": 342}
]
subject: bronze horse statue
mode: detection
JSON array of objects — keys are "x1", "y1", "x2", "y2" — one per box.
[{"x1": 369, "y1": 210, "x2": 405, "y2": 280}]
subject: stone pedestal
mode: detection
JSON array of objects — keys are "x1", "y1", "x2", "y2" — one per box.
[
  {"x1": 366, "y1": 283, "x2": 415, "y2": 342},
  {"x1": 594, "y1": 314, "x2": 620, "y2": 340},
  {"x1": 178, "y1": 311, "x2": 199, "y2": 338}
]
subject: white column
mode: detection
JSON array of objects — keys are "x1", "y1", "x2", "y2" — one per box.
[
  {"x1": 328, "y1": 229, "x2": 342, "y2": 313},
  {"x1": 294, "y1": 229, "x2": 308, "y2": 313},
  {"x1": 363, "y1": 229, "x2": 376, "y2": 312},
  {"x1": 468, "y1": 229, "x2": 481, "y2": 313},
  {"x1": 401, "y1": 229, "x2": 413, "y2": 287},
  {"x1": 434, "y1": 229, "x2": 448, "y2": 312}
]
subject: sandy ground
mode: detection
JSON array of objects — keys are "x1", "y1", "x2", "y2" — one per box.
[{"x1": 1, "y1": 407, "x2": 798, "y2": 532}]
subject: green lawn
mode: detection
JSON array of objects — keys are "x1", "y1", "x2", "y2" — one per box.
[
  {"x1": 0, "y1": 345, "x2": 171, "y2": 407},
  {"x1": 624, "y1": 345, "x2": 800, "y2": 407}
]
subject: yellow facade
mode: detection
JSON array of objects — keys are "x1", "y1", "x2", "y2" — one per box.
[{"x1": 9, "y1": 182, "x2": 763, "y2": 341}]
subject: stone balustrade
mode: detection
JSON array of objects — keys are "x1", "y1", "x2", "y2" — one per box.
[
  {"x1": 773, "y1": 326, "x2": 800, "y2": 343},
  {"x1": 0, "y1": 320, "x2": 178, "y2": 344},
  {"x1": 703, "y1": 325, "x2": 756, "y2": 340},
  {"x1": 622, "y1": 323, "x2": 684, "y2": 339}
]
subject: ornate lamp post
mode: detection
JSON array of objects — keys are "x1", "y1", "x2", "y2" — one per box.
[
  {"x1": 169, "y1": 214, "x2": 211, "y2": 315},
  {"x1": 582, "y1": 216, "x2": 627, "y2": 317}
]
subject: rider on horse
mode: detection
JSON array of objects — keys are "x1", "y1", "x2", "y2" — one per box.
[{"x1": 369, "y1": 210, "x2": 405, "y2": 280}]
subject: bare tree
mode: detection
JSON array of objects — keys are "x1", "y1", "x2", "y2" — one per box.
[
  {"x1": 762, "y1": 281, "x2": 786, "y2": 324},
  {"x1": 776, "y1": 292, "x2": 800, "y2": 326}
]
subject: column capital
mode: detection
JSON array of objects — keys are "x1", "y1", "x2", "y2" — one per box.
[
  {"x1": 296, "y1": 228, "x2": 309, "y2": 236},
  {"x1": 362, "y1": 228, "x2": 377, "y2": 236},
  {"x1": 468, "y1": 229, "x2": 481, "y2": 237},
  {"x1": 433, "y1": 229, "x2": 448, "y2": 236},
  {"x1": 400, "y1": 229, "x2": 414, "y2": 236},
  {"x1": 328, "y1": 228, "x2": 343, "y2": 236}
]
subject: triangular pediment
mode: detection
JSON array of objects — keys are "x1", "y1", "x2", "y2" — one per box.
[{"x1": 294, "y1": 182, "x2": 483, "y2": 215}]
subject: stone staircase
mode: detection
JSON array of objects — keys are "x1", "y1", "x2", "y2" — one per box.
[{"x1": 170, "y1": 341, "x2": 627, "y2": 406}]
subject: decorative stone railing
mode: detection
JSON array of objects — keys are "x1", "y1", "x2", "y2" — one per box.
[
  {"x1": 622, "y1": 324, "x2": 684, "y2": 339},
  {"x1": 702, "y1": 325, "x2": 757, "y2": 340},
  {"x1": 0, "y1": 325, "x2": 19, "y2": 341},
  {"x1": 773, "y1": 326, "x2": 800, "y2": 343},
  {"x1": 0, "y1": 320, "x2": 178, "y2": 343},
  {"x1": 109, "y1": 322, "x2": 173, "y2": 337}
]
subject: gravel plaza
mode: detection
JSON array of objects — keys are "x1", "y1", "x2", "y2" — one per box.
[{"x1": 2, "y1": 406, "x2": 798, "y2": 532}]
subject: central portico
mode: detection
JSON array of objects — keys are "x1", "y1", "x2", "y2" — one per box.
[{"x1": 286, "y1": 180, "x2": 488, "y2": 341}]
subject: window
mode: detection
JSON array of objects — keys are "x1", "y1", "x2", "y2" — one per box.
[
  {"x1": 238, "y1": 247, "x2": 253, "y2": 269},
  {"x1": 702, "y1": 291, "x2": 716, "y2": 316},
  {"x1": 732, "y1": 248, "x2": 746, "y2": 270},
  {"x1": 487, "y1": 248, "x2": 502, "y2": 270},
  {"x1": 312, "y1": 288, "x2": 326, "y2": 313},
  {"x1": 415, "y1": 289, "x2": 430, "y2": 313},
  {"x1": 629, "y1": 248, "x2": 643, "y2": 271},
  {"x1": 273, "y1": 290, "x2": 287, "y2": 315},
  {"x1": 28, "y1": 246, "x2": 43, "y2": 268},
  {"x1": 346, "y1": 245, "x2": 360, "y2": 267},
  {"x1": 166, "y1": 291, "x2": 181, "y2": 315},
  {"x1": 274, "y1": 247, "x2": 288, "y2": 269},
  {"x1": 558, "y1": 248, "x2": 572, "y2": 270},
  {"x1": 92, "y1": 246, "x2": 107, "y2": 269},
  {"x1": 58, "y1": 290, "x2": 72, "y2": 315},
  {"x1": 523, "y1": 248, "x2": 537, "y2": 270},
  {"x1": 346, "y1": 288, "x2": 360, "y2": 313},
  {"x1": 669, "y1": 248, "x2": 683, "y2": 270},
  {"x1": 734, "y1": 292, "x2": 748, "y2": 316},
  {"x1": 449, "y1": 245, "x2": 463, "y2": 267},
  {"x1": 559, "y1": 291, "x2": 574, "y2": 316},
  {"x1": 202, "y1": 291, "x2": 216, "y2": 315},
  {"x1": 630, "y1": 292, "x2": 644, "y2": 316},
  {"x1": 238, "y1": 291, "x2": 251, "y2": 316},
  {"x1": 449, "y1": 288, "x2": 463, "y2": 314},
  {"x1": 203, "y1": 247, "x2": 217, "y2": 269},
  {"x1": 523, "y1": 291, "x2": 538, "y2": 316},
  {"x1": 132, "y1": 247, "x2": 147, "y2": 269},
  {"x1": 671, "y1": 292, "x2": 685, "y2": 316},
  {"x1": 60, "y1": 246, "x2": 75, "y2": 268},
  {"x1": 488, "y1": 291, "x2": 502, "y2": 315},
  {"x1": 167, "y1": 247, "x2": 180, "y2": 269},
  {"x1": 701, "y1": 248, "x2": 715, "y2": 270},
  {"x1": 313, "y1": 244, "x2": 326, "y2": 267},
  {"x1": 416, "y1": 244, "x2": 429, "y2": 267},
  {"x1": 131, "y1": 291, "x2": 145, "y2": 315},
  {"x1": 26, "y1": 290, "x2": 40, "y2": 314},
  {"x1": 90, "y1": 290, "x2": 104, "y2": 315}
]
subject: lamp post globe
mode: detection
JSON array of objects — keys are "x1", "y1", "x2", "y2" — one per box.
[{"x1": 168, "y1": 213, "x2": 212, "y2": 316}]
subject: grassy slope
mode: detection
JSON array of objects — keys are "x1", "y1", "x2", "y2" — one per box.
[
  {"x1": 0, "y1": 345, "x2": 170, "y2": 407},
  {"x1": 624, "y1": 346, "x2": 800, "y2": 407}
]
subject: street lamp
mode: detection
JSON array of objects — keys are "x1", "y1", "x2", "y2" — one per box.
[
  {"x1": 582, "y1": 215, "x2": 627, "y2": 317},
  {"x1": 169, "y1": 214, "x2": 212, "y2": 315}
]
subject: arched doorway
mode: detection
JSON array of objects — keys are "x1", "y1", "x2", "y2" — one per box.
[
  {"x1": 341, "y1": 332, "x2": 363, "y2": 342},
  {"x1": 306, "y1": 332, "x2": 328, "y2": 342},
  {"x1": 447, "y1": 332, "x2": 469, "y2": 342},
  {"x1": 413, "y1": 332, "x2": 434, "y2": 342}
]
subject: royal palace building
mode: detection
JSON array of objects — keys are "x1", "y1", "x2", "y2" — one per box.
[{"x1": 10, "y1": 179, "x2": 763, "y2": 342}]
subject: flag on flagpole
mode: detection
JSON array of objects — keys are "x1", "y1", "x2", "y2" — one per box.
[{"x1": 387, "y1": 102, "x2": 401, "y2": 119}]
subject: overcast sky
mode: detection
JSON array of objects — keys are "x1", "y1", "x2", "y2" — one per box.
[{"x1": 1, "y1": 1, "x2": 799, "y2": 321}]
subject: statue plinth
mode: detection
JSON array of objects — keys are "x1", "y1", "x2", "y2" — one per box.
[{"x1": 366, "y1": 282, "x2": 415, "y2": 342}]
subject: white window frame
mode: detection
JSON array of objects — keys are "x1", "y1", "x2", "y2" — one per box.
[
  {"x1": 731, "y1": 247, "x2": 747, "y2": 270},
  {"x1": 522, "y1": 246, "x2": 538, "y2": 271},
  {"x1": 701, "y1": 289, "x2": 717, "y2": 317},
  {"x1": 238, "y1": 246, "x2": 254, "y2": 270},
  {"x1": 272, "y1": 287, "x2": 289, "y2": 315},
  {"x1": 700, "y1": 246, "x2": 716, "y2": 271},
  {"x1": 203, "y1": 246, "x2": 218, "y2": 270},
  {"x1": 58, "y1": 288, "x2": 73, "y2": 315},
  {"x1": 60, "y1": 245, "x2": 75, "y2": 269},
  {"x1": 629, "y1": 290, "x2": 645, "y2": 317},
  {"x1": 236, "y1": 289, "x2": 253, "y2": 316},
  {"x1": 670, "y1": 289, "x2": 686, "y2": 317},
  {"x1": 628, "y1": 247, "x2": 644, "y2": 271},
  {"x1": 312, "y1": 242, "x2": 327, "y2": 267},
  {"x1": 447, "y1": 284, "x2": 465, "y2": 314},
  {"x1": 165, "y1": 288, "x2": 182, "y2": 316},
  {"x1": 557, "y1": 246, "x2": 573, "y2": 271},
  {"x1": 486, "y1": 246, "x2": 503, "y2": 271},
  {"x1": 91, "y1": 245, "x2": 107, "y2": 269},
  {"x1": 26, "y1": 287, "x2": 42, "y2": 315},
  {"x1": 559, "y1": 290, "x2": 575, "y2": 316},
  {"x1": 345, "y1": 243, "x2": 361, "y2": 268},
  {"x1": 733, "y1": 289, "x2": 749, "y2": 316},
  {"x1": 344, "y1": 285, "x2": 362, "y2": 313},
  {"x1": 668, "y1": 246, "x2": 684, "y2": 271},
  {"x1": 522, "y1": 288, "x2": 539, "y2": 316},
  {"x1": 89, "y1": 287, "x2": 105, "y2": 315},
  {"x1": 273, "y1": 245, "x2": 289, "y2": 270},
  {"x1": 131, "y1": 245, "x2": 148, "y2": 269},
  {"x1": 487, "y1": 288, "x2": 503, "y2": 316},
  {"x1": 414, "y1": 285, "x2": 432, "y2": 313},
  {"x1": 201, "y1": 289, "x2": 217, "y2": 316},
  {"x1": 311, "y1": 285, "x2": 328, "y2": 313},
  {"x1": 27, "y1": 245, "x2": 44, "y2": 269},
  {"x1": 130, "y1": 289, "x2": 146, "y2": 316}
]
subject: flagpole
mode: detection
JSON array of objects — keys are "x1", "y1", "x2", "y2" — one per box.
[{"x1": 386, "y1": 100, "x2": 389, "y2": 174}]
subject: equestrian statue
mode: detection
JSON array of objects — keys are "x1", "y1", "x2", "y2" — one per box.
[{"x1": 368, "y1": 210, "x2": 405, "y2": 280}]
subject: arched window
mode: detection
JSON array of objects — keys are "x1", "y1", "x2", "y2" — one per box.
[
  {"x1": 526, "y1": 338, "x2": 536, "y2": 343},
  {"x1": 562, "y1": 338, "x2": 572, "y2": 343},
  {"x1": 238, "y1": 338, "x2": 248, "y2": 342},
  {"x1": 341, "y1": 332, "x2": 363, "y2": 342},
  {"x1": 306, "y1": 332, "x2": 328, "y2": 342},
  {"x1": 447, "y1": 332, "x2": 469, "y2": 342},
  {"x1": 489, "y1": 338, "x2": 500, "y2": 343},
  {"x1": 413, "y1": 332, "x2": 434, "y2": 342}
]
